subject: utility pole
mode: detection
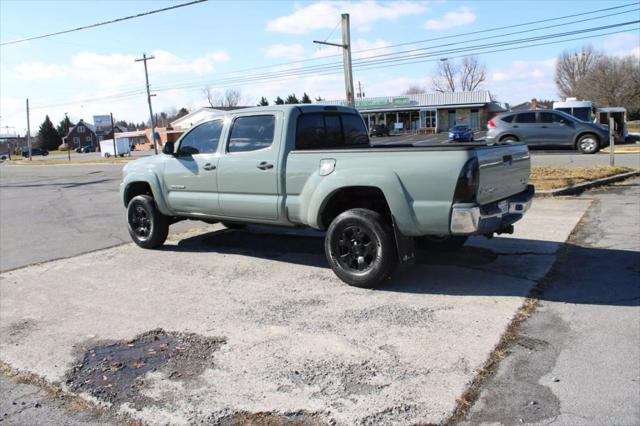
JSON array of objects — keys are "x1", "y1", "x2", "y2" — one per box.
[
  {"x1": 313, "y1": 13, "x2": 355, "y2": 107},
  {"x1": 135, "y1": 53, "x2": 158, "y2": 154},
  {"x1": 609, "y1": 116, "x2": 615, "y2": 167},
  {"x1": 357, "y1": 81, "x2": 365, "y2": 99},
  {"x1": 25, "y1": 98, "x2": 32, "y2": 161},
  {"x1": 110, "y1": 112, "x2": 117, "y2": 157}
]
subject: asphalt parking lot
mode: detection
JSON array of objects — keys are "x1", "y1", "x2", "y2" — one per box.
[{"x1": 0, "y1": 155, "x2": 638, "y2": 425}]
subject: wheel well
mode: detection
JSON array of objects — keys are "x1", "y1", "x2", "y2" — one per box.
[
  {"x1": 124, "y1": 182, "x2": 153, "y2": 206},
  {"x1": 499, "y1": 134, "x2": 519, "y2": 142},
  {"x1": 320, "y1": 186, "x2": 391, "y2": 229}
]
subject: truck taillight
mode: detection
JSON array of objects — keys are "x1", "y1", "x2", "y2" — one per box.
[{"x1": 453, "y1": 157, "x2": 479, "y2": 203}]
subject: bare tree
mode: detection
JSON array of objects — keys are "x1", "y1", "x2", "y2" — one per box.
[
  {"x1": 203, "y1": 87, "x2": 244, "y2": 108},
  {"x1": 403, "y1": 85, "x2": 426, "y2": 95},
  {"x1": 203, "y1": 87, "x2": 223, "y2": 108},
  {"x1": 554, "y1": 45, "x2": 601, "y2": 99},
  {"x1": 582, "y1": 55, "x2": 640, "y2": 114},
  {"x1": 459, "y1": 56, "x2": 486, "y2": 91},
  {"x1": 431, "y1": 60, "x2": 458, "y2": 92}
]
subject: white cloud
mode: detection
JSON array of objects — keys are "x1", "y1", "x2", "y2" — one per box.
[
  {"x1": 424, "y1": 6, "x2": 476, "y2": 30},
  {"x1": 313, "y1": 38, "x2": 393, "y2": 60},
  {"x1": 598, "y1": 33, "x2": 640, "y2": 58},
  {"x1": 264, "y1": 43, "x2": 306, "y2": 60},
  {"x1": 266, "y1": 1, "x2": 428, "y2": 34},
  {"x1": 487, "y1": 58, "x2": 557, "y2": 104},
  {"x1": 8, "y1": 62, "x2": 69, "y2": 81}
]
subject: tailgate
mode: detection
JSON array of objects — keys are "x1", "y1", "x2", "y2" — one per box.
[{"x1": 475, "y1": 144, "x2": 530, "y2": 205}]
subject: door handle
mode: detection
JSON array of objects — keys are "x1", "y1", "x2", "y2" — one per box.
[
  {"x1": 202, "y1": 163, "x2": 216, "y2": 171},
  {"x1": 257, "y1": 161, "x2": 273, "y2": 170}
]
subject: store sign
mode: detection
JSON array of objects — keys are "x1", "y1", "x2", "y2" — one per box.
[
  {"x1": 93, "y1": 115, "x2": 112, "y2": 132},
  {"x1": 340, "y1": 97, "x2": 415, "y2": 108}
]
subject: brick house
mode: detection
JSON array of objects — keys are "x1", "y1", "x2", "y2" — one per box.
[{"x1": 65, "y1": 119, "x2": 98, "y2": 149}]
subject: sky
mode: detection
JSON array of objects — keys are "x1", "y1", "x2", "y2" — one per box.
[{"x1": 1, "y1": 0, "x2": 638, "y2": 135}]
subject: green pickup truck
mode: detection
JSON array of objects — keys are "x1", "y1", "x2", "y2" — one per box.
[{"x1": 121, "y1": 105, "x2": 534, "y2": 287}]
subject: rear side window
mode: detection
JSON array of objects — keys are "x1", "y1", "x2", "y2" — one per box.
[
  {"x1": 515, "y1": 112, "x2": 536, "y2": 123},
  {"x1": 296, "y1": 113, "x2": 369, "y2": 150},
  {"x1": 178, "y1": 120, "x2": 223, "y2": 155},
  {"x1": 540, "y1": 112, "x2": 562, "y2": 123},
  {"x1": 500, "y1": 115, "x2": 515, "y2": 123},
  {"x1": 228, "y1": 115, "x2": 275, "y2": 153}
]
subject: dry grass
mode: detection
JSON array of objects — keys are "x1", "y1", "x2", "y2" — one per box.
[{"x1": 530, "y1": 166, "x2": 633, "y2": 190}]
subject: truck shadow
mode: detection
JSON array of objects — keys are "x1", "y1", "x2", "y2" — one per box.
[{"x1": 164, "y1": 226, "x2": 639, "y2": 307}]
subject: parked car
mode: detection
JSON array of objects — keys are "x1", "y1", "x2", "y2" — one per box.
[
  {"x1": 0, "y1": 152, "x2": 8, "y2": 160},
  {"x1": 121, "y1": 105, "x2": 534, "y2": 288},
  {"x1": 369, "y1": 124, "x2": 390, "y2": 137},
  {"x1": 448, "y1": 125, "x2": 474, "y2": 142},
  {"x1": 486, "y1": 110, "x2": 610, "y2": 154},
  {"x1": 75, "y1": 145, "x2": 96, "y2": 153},
  {"x1": 21, "y1": 148, "x2": 49, "y2": 157}
]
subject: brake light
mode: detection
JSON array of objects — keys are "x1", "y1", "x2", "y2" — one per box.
[
  {"x1": 453, "y1": 157, "x2": 479, "y2": 203},
  {"x1": 487, "y1": 117, "x2": 497, "y2": 129}
]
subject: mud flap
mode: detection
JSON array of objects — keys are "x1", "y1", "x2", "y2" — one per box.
[{"x1": 392, "y1": 216, "x2": 415, "y2": 265}]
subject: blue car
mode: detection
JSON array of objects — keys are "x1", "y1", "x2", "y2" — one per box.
[{"x1": 448, "y1": 124, "x2": 474, "y2": 142}]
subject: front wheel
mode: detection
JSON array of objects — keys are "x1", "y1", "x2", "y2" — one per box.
[
  {"x1": 325, "y1": 208, "x2": 398, "y2": 288},
  {"x1": 415, "y1": 235, "x2": 468, "y2": 251},
  {"x1": 127, "y1": 195, "x2": 169, "y2": 249},
  {"x1": 577, "y1": 134, "x2": 600, "y2": 154}
]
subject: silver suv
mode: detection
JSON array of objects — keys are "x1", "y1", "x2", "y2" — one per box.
[{"x1": 486, "y1": 110, "x2": 610, "y2": 154}]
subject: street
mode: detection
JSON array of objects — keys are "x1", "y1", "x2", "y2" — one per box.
[{"x1": 0, "y1": 160, "x2": 638, "y2": 425}]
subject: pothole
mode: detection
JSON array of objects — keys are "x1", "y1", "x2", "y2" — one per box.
[{"x1": 65, "y1": 329, "x2": 225, "y2": 407}]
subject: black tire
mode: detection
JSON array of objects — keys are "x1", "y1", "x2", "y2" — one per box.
[
  {"x1": 127, "y1": 195, "x2": 169, "y2": 249},
  {"x1": 415, "y1": 235, "x2": 468, "y2": 252},
  {"x1": 222, "y1": 222, "x2": 246, "y2": 230},
  {"x1": 501, "y1": 136, "x2": 518, "y2": 143},
  {"x1": 325, "y1": 208, "x2": 398, "y2": 288},
  {"x1": 576, "y1": 133, "x2": 600, "y2": 154}
]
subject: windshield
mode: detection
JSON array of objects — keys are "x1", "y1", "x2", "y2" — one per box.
[{"x1": 452, "y1": 125, "x2": 469, "y2": 131}]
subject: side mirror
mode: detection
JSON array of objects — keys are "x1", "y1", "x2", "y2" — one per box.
[{"x1": 162, "y1": 141, "x2": 175, "y2": 155}]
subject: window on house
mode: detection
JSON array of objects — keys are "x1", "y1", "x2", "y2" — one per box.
[
  {"x1": 77, "y1": 126, "x2": 85, "y2": 133},
  {"x1": 86, "y1": 136, "x2": 91, "y2": 142},
  {"x1": 73, "y1": 137, "x2": 80, "y2": 145}
]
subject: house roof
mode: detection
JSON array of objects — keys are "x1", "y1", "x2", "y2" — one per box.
[
  {"x1": 67, "y1": 119, "x2": 96, "y2": 135},
  {"x1": 322, "y1": 90, "x2": 495, "y2": 109}
]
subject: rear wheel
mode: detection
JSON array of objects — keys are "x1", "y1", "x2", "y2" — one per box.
[
  {"x1": 577, "y1": 133, "x2": 599, "y2": 154},
  {"x1": 127, "y1": 195, "x2": 169, "y2": 249},
  {"x1": 501, "y1": 136, "x2": 518, "y2": 144},
  {"x1": 325, "y1": 208, "x2": 398, "y2": 288},
  {"x1": 415, "y1": 235, "x2": 468, "y2": 251}
]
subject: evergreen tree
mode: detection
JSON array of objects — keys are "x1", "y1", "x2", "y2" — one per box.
[
  {"x1": 315, "y1": 96, "x2": 324, "y2": 102},
  {"x1": 176, "y1": 107, "x2": 189, "y2": 118},
  {"x1": 285, "y1": 94, "x2": 299, "y2": 104},
  {"x1": 37, "y1": 115, "x2": 62, "y2": 150},
  {"x1": 301, "y1": 93, "x2": 312, "y2": 104},
  {"x1": 274, "y1": 96, "x2": 285, "y2": 105},
  {"x1": 258, "y1": 96, "x2": 269, "y2": 106},
  {"x1": 56, "y1": 116, "x2": 74, "y2": 138}
]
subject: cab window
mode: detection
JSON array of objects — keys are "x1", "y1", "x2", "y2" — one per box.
[
  {"x1": 227, "y1": 115, "x2": 275, "y2": 153},
  {"x1": 296, "y1": 113, "x2": 369, "y2": 150},
  {"x1": 178, "y1": 120, "x2": 223, "y2": 155}
]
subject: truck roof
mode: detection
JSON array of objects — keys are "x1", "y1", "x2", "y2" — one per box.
[{"x1": 223, "y1": 104, "x2": 360, "y2": 115}]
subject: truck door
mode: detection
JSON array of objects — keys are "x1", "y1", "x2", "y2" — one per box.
[
  {"x1": 162, "y1": 120, "x2": 223, "y2": 215},
  {"x1": 217, "y1": 113, "x2": 282, "y2": 221}
]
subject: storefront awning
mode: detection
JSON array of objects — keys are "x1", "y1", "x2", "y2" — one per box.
[{"x1": 359, "y1": 103, "x2": 487, "y2": 113}]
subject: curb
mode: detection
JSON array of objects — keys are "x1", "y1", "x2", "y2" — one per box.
[{"x1": 536, "y1": 170, "x2": 640, "y2": 197}]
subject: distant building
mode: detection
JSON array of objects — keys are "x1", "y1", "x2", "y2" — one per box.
[
  {"x1": 170, "y1": 106, "x2": 252, "y2": 130},
  {"x1": 64, "y1": 119, "x2": 97, "y2": 149},
  {"x1": 511, "y1": 98, "x2": 550, "y2": 111},
  {"x1": 322, "y1": 90, "x2": 506, "y2": 132}
]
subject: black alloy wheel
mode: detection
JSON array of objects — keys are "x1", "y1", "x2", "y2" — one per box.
[
  {"x1": 127, "y1": 194, "x2": 169, "y2": 249},
  {"x1": 325, "y1": 208, "x2": 398, "y2": 288}
]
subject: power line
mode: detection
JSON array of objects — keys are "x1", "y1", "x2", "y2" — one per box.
[
  {"x1": 149, "y1": 4, "x2": 639, "y2": 92},
  {"x1": 152, "y1": 20, "x2": 638, "y2": 92},
  {"x1": 0, "y1": 0, "x2": 208, "y2": 46}
]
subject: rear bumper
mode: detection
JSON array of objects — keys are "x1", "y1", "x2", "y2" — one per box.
[{"x1": 450, "y1": 185, "x2": 535, "y2": 235}]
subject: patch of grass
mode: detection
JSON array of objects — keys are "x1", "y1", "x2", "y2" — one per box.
[{"x1": 530, "y1": 166, "x2": 633, "y2": 190}]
